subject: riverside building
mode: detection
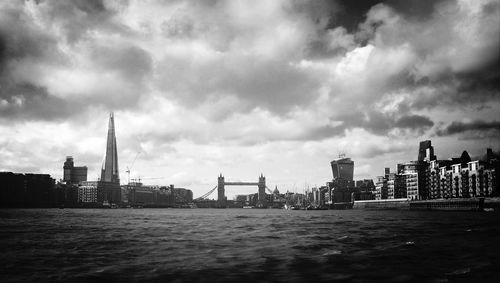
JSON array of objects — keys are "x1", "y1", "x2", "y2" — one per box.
[
  {"x1": 63, "y1": 156, "x2": 87, "y2": 184},
  {"x1": 375, "y1": 168, "x2": 406, "y2": 200},
  {"x1": 78, "y1": 181, "x2": 98, "y2": 203},
  {"x1": 400, "y1": 161, "x2": 427, "y2": 200},
  {"x1": 374, "y1": 141, "x2": 499, "y2": 201},
  {"x1": 327, "y1": 156, "x2": 377, "y2": 204},
  {"x1": 330, "y1": 156, "x2": 354, "y2": 182},
  {"x1": 437, "y1": 149, "x2": 498, "y2": 199}
]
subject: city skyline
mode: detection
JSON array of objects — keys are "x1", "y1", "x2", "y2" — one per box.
[{"x1": 1, "y1": 0, "x2": 499, "y2": 198}]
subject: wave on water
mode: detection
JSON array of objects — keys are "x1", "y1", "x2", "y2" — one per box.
[{"x1": 1, "y1": 208, "x2": 499, "y2": 282}]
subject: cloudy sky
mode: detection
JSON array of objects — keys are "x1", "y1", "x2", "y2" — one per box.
[{"x1": 1, "y1": 0, "x2": 499, "y2": 198}]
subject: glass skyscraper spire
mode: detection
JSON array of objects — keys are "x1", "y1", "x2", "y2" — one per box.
[{"x1": 101, "y1": 112, "x2": 120, "y2": 184}]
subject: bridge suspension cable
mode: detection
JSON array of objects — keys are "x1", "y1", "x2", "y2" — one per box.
[
  {"x1": 194, "y1": 185, "x2": 218, "y2": 201},
  {"x1": 265, "y1": 186, "x2": 274, "y2": 194}
]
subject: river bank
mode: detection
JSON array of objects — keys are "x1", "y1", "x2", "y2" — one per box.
[{"x1": 352, "y1": 197, "x2": 500, "y2": 211}]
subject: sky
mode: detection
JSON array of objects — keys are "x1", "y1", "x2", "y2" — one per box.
[{"x1": 1, "y1": 0, "x2": 499, "y2": 198}]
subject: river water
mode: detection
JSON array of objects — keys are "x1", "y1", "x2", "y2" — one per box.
[{"x1": 1, "y1": 208, "x2": 499, "y2": 282}]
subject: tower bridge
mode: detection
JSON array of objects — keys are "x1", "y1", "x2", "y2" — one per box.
[
  {"x1": 195, "y1": 174, "x2": 268, "y2": 207},
  {"x1": 218, "y1": 174, "x2": 266, "y2": 207}
]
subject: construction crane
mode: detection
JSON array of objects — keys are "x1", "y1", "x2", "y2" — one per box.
[
  {"x1": 130, "y1": 176, "x2": 164, "y2": 184},
  {"x1": 126, "y1": 151, "x2": 141, "y2": 185},
  {"x1": 137, "y1": 176, "x2": 164, "y2": 181}
]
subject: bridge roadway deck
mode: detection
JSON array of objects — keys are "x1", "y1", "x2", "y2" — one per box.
[{"x1": 223, "y1": 182, "x2": 260, "y2": 186}]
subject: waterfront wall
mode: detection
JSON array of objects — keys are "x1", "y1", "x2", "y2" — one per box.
[
  {"x1": 410, "y1": 198, "x2": 484, "y2": 211},
  {"x1": 353, "y1": 198, "x2": 409, "y2": 209},
  {"x1": 353, "y1": 197, "x2": 500, "y2": 211},
  {"x1": 484, "y1": 197, "x2": 500, "y2": 210}
]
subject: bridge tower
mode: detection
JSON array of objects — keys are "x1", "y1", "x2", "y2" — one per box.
[
  {"x1": 217, "y1": 174, "x2": 226, "y2": 207},
  {"x1": 258, "y1": 174, "x2": 266, "y2": 206}
]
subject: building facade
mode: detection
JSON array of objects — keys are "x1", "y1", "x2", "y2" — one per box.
[
  {"x1": 0, "y1": 172, "x2": 56, "y2": 207},
  {"x1": 400, "y1": 162, "x2": 427, "y2": 200},
  {"x1": 352, "y1": 179, "x2": 375, "y2": 200},
  {"x1": 374, "y1": 168, "x2": 406, "y2": 200},
  {"x1": 78, "y1": 181, "x2": 98, "y2": 203},
  {"x1": 438, "y1": 155, "x2": 498, "y2": 199},
  {"x1": 330, "y1": 156, "x2": 354, "y2": 181},
  {"x1": 418, "y1": 140, "x2": 436, "y2": 162},
  {"x1": 375, "y1": 175, "x2": 388, "y2": 200},
  {"x1": 380, "y1": 143, "x2": 499, "y2": 201},
  {"x1": 63, "y1": 156, "x2": 87, "y2": 184}
]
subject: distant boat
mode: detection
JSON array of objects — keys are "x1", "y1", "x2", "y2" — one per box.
[
  {"x1": 306, "y1": 205, "x2": 328, "y2": 210},
  {"x1": 243, "y1": 206, "x2": 254, "y2": 209},
  {"x1": 284, "y1": 204, "x2": 300, "y2": 210}
]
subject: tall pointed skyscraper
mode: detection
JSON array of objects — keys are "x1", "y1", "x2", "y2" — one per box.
[
  {"x1": 101, "y1": 112, "x2": 120, "y2": 184},
  {"x1": 98, "y1": 112, "x2": 122, "y2": 205}
]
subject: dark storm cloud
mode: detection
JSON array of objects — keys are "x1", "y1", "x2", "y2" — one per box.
[
  {"x1": 0, "y1": 4, "x2": 62, "y2": 68},
  {"x1": 330, "y1": 0, "x2": 451, "y2": 32},
  {"x1": 301, "y1": 124, "x2": 346, "y2": 140},
  {"x1": 40, "y1": 0, "x2": 129, "y2": 43},
  {"x1": 0, "y1": 0, "x2": 498, "y2": 143},
  {"x1": 359, "y1": 142, "x2": 411, "y2": 158},
  {"x1": 289, "y1": 0, "x2": 339, "y2": 28},
  {"x1": 307, "y1": 0, "x2": 499, "y2": 140},
  {"x1": 0, "y1": 2, "x2": 69, "y2": 121},
  {"x1": 0, "y1": 84, "x2": 73, "y2": 121},
  {"x1": 381, "y1": 2, "x2": 498, "y2": 105},
  {"x1": 394, "y1": 114, "x2": 434, "y2": 129},
  {"x1": 436, "y1": 120, "x2": 500, "y2": 137},
  {"x1": 299, "y1": 0, "x2": 450, "y2": 58},
  {"x1": 0, "y1": 1, "x2": 152, "y2": 122},
  {"x1": 360, "y1": 113, "x2": 434, "y2": 135},
  {"x1": 453, "y1": 63, "x2": 500, "y2": 103},
  {"x1": 327, "y1": 112, "x2": 435, "y2": 137},
  {"x1": 330, "y1": 0, "x2": 384, "y2": 32},
  {"x1": 295, "y1": 112, "x2": 435, "y2": 140},
  {"x1": 152, "y1": 0, "x2": 498, "y2": 139},
  {"x1": 395, "y1": 63, "x2": 500, "y2": 113}
]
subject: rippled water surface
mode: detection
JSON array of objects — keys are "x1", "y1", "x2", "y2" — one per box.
[{"x1": 1, "y1": 208, "x2": 499, "y2": 282}]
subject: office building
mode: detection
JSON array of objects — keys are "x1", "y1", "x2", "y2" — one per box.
[
  {"x1": 418, "y1": 140, "x2": 436, "y2": 162},
  {"x1": 63, "y1": 156, "x2": 88, "y2": 184},
  {"x1": 98, "y1": 112, "x2": 121, "y2": 204},
  {"x1": 375, "y1": 175, "x2": 388, "y2": 200},
  {"x1": 100, "y1": 112, "x2": 120, "y2": 184},
  {"x1": 353, "y1": 179, "x2": 375, "y2": 200},
  {"x1": 78, "y1": 181, "x2": 98, "y2": 203},
  {"x1": 374, "y1": 167, "x2": 406, "y2": 200},
  {"x1": 428, "y1": 159, "x2": 448, "y2": 199},
  {"x1": 0, "y1": 172, "x2": 55, "y2": 207},
  {"x1": 387, "y1": 173, "x2": 395, "y2": 199},
  {"x1": 401, "y1": 161, "x2": 427, "y2": 200},
  {"x1": 330, "y1": 156, "x2": 354, "y2": 181}
]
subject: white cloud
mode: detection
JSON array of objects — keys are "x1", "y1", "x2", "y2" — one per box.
[{"x1": 0, "y1": 0, "x2": 499, "y2": 198}]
